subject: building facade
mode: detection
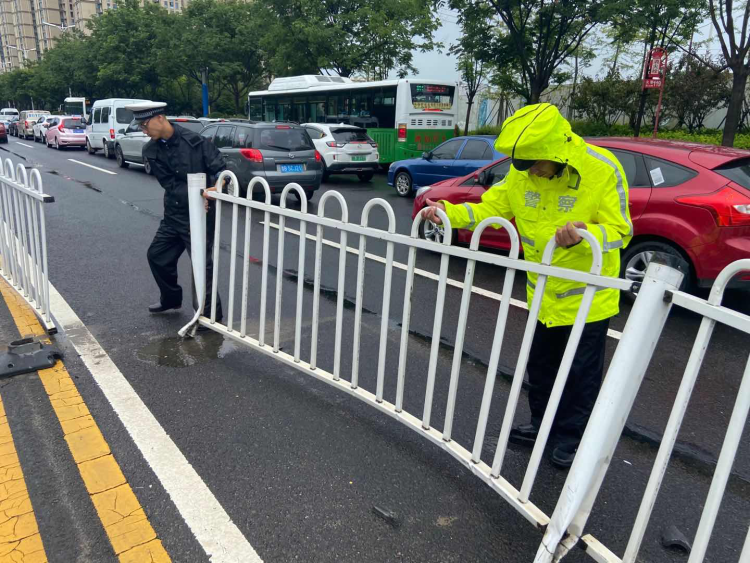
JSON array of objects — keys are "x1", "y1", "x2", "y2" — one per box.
[{"x1": 0, "y1": 0, "x2": 187, "y2": 71}]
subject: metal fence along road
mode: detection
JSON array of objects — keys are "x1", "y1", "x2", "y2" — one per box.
[
  {"x1": 182, "y1": 171, "x2": 750, "y2": 561},
  {"x1": 0, "y1": 158, "x2": 55, "y2": 333}
]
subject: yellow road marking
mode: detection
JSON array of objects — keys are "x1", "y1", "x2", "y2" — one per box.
[
  {"x1": 0, "y1": 396, "x2": 48, "y2": 563},
  {"x1": 0, "y1": 280, "x2": 171, "y2": 562}
]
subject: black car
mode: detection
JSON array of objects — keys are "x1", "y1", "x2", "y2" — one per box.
[{"x1": 200, "y1": 122, "x2": 323, "y2": 200}]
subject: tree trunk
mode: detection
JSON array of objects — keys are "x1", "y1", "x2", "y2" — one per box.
[
  {"x1": 464, "y1": 95, "x2": 474, "y2": 135},
  {"x1": 529, "y1": 83, "x2": 543, "y2": 104},
  {"x1": 568, "y1": 52, "x2": 579, "y2": 121},
  {"x1": 723, "y1": 68, "x2": 749, "y2": 147},
  {"x1": 610, "y1": 41, "x2": 621, "y2": 76},
  {"x1": 634, "y1": 34, "x2": 655, "y2": 138}
]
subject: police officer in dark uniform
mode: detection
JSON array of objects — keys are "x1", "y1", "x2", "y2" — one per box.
[{"x1": 127, "y1": 101, "x2": 223, "y2": 321}]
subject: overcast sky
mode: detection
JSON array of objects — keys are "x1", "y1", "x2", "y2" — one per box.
[{"x1": 393, "y1": 11, "x2": 724, "y2": 86}]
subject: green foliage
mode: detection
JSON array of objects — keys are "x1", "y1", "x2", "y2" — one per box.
[
  {"x1": 666, "y1": 55, "x2": 731, "y2": 132},
  {"x1": 0, "y1": 0, "x2": 268, "y2": 115},
  {"x1": 259, "y1": 0, "x2": 439, "y2": 79},
  {"x1": 446, "y1": 0, "x2": 621, "y2": 103},
  {"x1": 571, "y1": 73, "x2": 641, "y2": 127}
]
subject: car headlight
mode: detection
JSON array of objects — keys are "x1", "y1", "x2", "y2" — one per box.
[{"x1": 416, "y1": 186, "x2": 431, "y2": 198}]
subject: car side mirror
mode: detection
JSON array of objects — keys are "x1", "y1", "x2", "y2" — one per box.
[
  {"x1": 118, "y1": 128, "x2": 125, "y2": 135},
  {"x1": 422, "y1": 151, "x2": 432, "y2": 161},
  {"x1": 43, "y1": 123, "x2": 50, "y2": 128}
]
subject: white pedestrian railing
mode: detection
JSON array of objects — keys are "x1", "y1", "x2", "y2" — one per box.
[
  {"x1": 0, "y1": 158, "x2": 55, "y2": 333},
  {"x1": 182, "y1": 172, "x2": 750, "y2": 562}
]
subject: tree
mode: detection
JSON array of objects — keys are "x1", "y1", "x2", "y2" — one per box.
[
  {"x1": 451, "y1": 2, "x2": 492, "y2": 134},
  {"x1": 87, "y1": 0, "x2": 173, "y2": 99},
  {"x1": 260, "y1": 0, "x2": 440, "y2": 78},
  {"x1": 666, "y1": 55, "x2": 731, "y2": 132},
  {"x1": 621, "y1": 0, "x2": 706, "y2": 137},
  {"x1": 446, "y1": 0, "x2": 618, "y2": 104},
  {"x1": 185, "y1": 0, "x2": 263, "y2": 114},
  {"x1": 706, "y1": 0, "x2": 750, "y2": 146}
]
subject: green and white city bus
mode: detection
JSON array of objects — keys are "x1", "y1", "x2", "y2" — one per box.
[{"x1": 247, "y1": 76, "x2": 459, "y2": 164}]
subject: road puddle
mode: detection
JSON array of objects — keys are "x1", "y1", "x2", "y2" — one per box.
[{"x1": 137, "y1": 332, "x2": 246, "y2": 368}]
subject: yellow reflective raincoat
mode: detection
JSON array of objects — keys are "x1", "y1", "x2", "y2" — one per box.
[{"x1": 441, "y1": 103, "x2": 632, "y2": 327}]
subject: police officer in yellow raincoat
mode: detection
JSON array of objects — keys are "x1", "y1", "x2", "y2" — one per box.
[{"x1": 422, "y1": 103, "x2": 632, "y2": 468}]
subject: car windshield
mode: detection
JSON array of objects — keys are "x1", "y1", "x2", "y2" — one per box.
[
  {"x1": 331, "y1": 128, "x2": 371, "y2": 143},
  {"x1": 257, "y1": 128, "x2": 313, "y2": 152},
  {"x1": 171, "y1": 120, "x2": 204, "y2": 133},
  {"x1": 63, "y1": 119, "x2": 84, "y2": 129},
  {"x1": 714, "y1": 158, "x2": 750, "y2": 190}
]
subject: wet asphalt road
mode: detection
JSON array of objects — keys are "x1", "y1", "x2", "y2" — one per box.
[{"x1": 1, "y1": 136, "x2": 749, "y2": 562}]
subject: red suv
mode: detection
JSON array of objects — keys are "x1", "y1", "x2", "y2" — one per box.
[{"x1": 412, "y1": 138, "x2": 750, "y2": 291}]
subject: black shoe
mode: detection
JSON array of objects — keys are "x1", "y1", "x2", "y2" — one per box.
[
  {"x1": 509, "y1": 423, "x2": 539, "y2": 447},
  {"x1": 148, "y1": 301, "x2": 181, "y2": 314},
  {"x1": 550, "y1": 445, "x2": 577, "y2": 469}
]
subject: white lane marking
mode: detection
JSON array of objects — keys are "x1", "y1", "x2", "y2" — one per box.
[
  {"x1": 265, "y1": 221, "x2": 624, "y2": 341},
  {"x1": 48, "y1": 281, "x2": 263, "y2": 563},
  {"x1": 17, "y1": 142, "x2": 33, "y2": 148},
  {"x1": 68, "y1": 158, "x2": 118, "y2": 175}
]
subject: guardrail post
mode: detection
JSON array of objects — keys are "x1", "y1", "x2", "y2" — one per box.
[
  {"x1": 534, "y1": 260, "x2": 683, "y2": 563},
  {"x1": 178, "y1": 174, "x2": 208, "y2": 338}
]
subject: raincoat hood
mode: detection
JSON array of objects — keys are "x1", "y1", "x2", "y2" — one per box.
[{"x1": 495, "y1": 103, "x2": 586, "y2": 169}]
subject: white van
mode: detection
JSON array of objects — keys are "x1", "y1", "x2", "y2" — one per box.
[
  {"x1": 0, "y1": 108, "x2": 18, "y2": 119},
  {"x1": 86, "y1": 98, "x2": 148, "y2": 158}
]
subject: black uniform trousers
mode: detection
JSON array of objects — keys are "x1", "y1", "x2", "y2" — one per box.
[
  {"x1": 147, "y1": 219, "x2": 223, "y2": 321},
  {"x1": 527, "y1": 318, "x2": 610, "y2": 450}
]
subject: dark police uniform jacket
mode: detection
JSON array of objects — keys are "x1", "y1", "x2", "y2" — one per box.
[{"x1": 142, "y1": 125, "x2": 226, "y2": 229}]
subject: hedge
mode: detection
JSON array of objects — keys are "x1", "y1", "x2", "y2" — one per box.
[{"x1": 469, "y1": 121, "x2": 750, "y2": 150}]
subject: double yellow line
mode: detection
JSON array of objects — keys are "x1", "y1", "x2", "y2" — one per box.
[{"x1": 0, "y1": 280, "x2": 170, "y2": 562}]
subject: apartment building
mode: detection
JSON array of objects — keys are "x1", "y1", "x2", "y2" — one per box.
[{"x1": 0, "y1": 0, "x2": 187, "y2": 71}]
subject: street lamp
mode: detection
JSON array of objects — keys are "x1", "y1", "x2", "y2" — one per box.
[{"x1": 41, "y1": 21, "x2": 75, "y2": 31}]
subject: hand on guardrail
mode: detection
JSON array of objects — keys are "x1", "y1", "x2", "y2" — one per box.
[
  {"x1": 202, "y1": 186, "x2": 216, "y2": 211},
  {"x1": 422, "y1": 199, "x2": 446, "y2": 224},
  {"x1": 555, "y1": 221, "x2": 587, "y2": 248}
]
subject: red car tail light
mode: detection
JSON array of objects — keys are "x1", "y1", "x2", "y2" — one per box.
[
  {"x1": 110, "y1": 128, "x2": 115, "y2": 139},
  {"x1": 326, "y1": 141, "x2": 345, "y2": 148},
  {"x1": 397, "y1": 123, "x2": 407, "y2": 142},
  {"x1": 676, "y1": 185, "x2": 750, "y2": 227},
  {"x1": 240, "y1": 148, "x2": 263, "y2": 163},
  {"x1": 314, "y1": 150, "x2": 321, "y2": 162},
  {"x1": 58, "y1": 123, "x2": 65, "y2": 133}
]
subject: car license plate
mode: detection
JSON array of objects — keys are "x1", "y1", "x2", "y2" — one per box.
[
  {"x1": 351, "y1": 155, "x2": 366, "y2": 162},
  {"x1": 74, "y1": 129, "x2": 84, "y2": 133},
  {"x1": 280, "y1": 164, "x2": 304, "y2": 173}
]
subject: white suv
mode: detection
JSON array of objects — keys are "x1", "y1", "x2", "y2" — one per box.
[{"x1": 302, "y1": 123, "x2": 379, "y2": 182}]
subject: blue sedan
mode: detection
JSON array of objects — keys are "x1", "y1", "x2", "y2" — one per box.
[{"x1": 388, "y1": 135, "x2": 504, "y2": 197}]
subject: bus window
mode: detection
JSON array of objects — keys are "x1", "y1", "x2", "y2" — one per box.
[
  {"x1": 248, "y1": 98, "x2": 263, "y2": 121},
  {"x1": 276, "y1": 97, "x2": 291, "y2": 121},
  {"x1": 293, "y1": 97, "x2": 307, "y2": 123},
  {"x1": 372, "y1": 86, "x2": 396, "y2": 128},
  {"x1": 308, "y1": 98, "x2": 326, "y2": 123}
]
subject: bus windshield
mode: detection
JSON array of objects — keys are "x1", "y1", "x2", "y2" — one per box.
[{"x1": 410, "y1": 84, "x2": 455, "y2": 110}]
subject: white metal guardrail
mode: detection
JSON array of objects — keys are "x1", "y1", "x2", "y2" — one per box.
[
  {"x1": 183, "y1": 172, "x2": 750, "y2": 561},
  {"x1": 0, "y1": 158, "x2": 55, "y2": 333}
]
